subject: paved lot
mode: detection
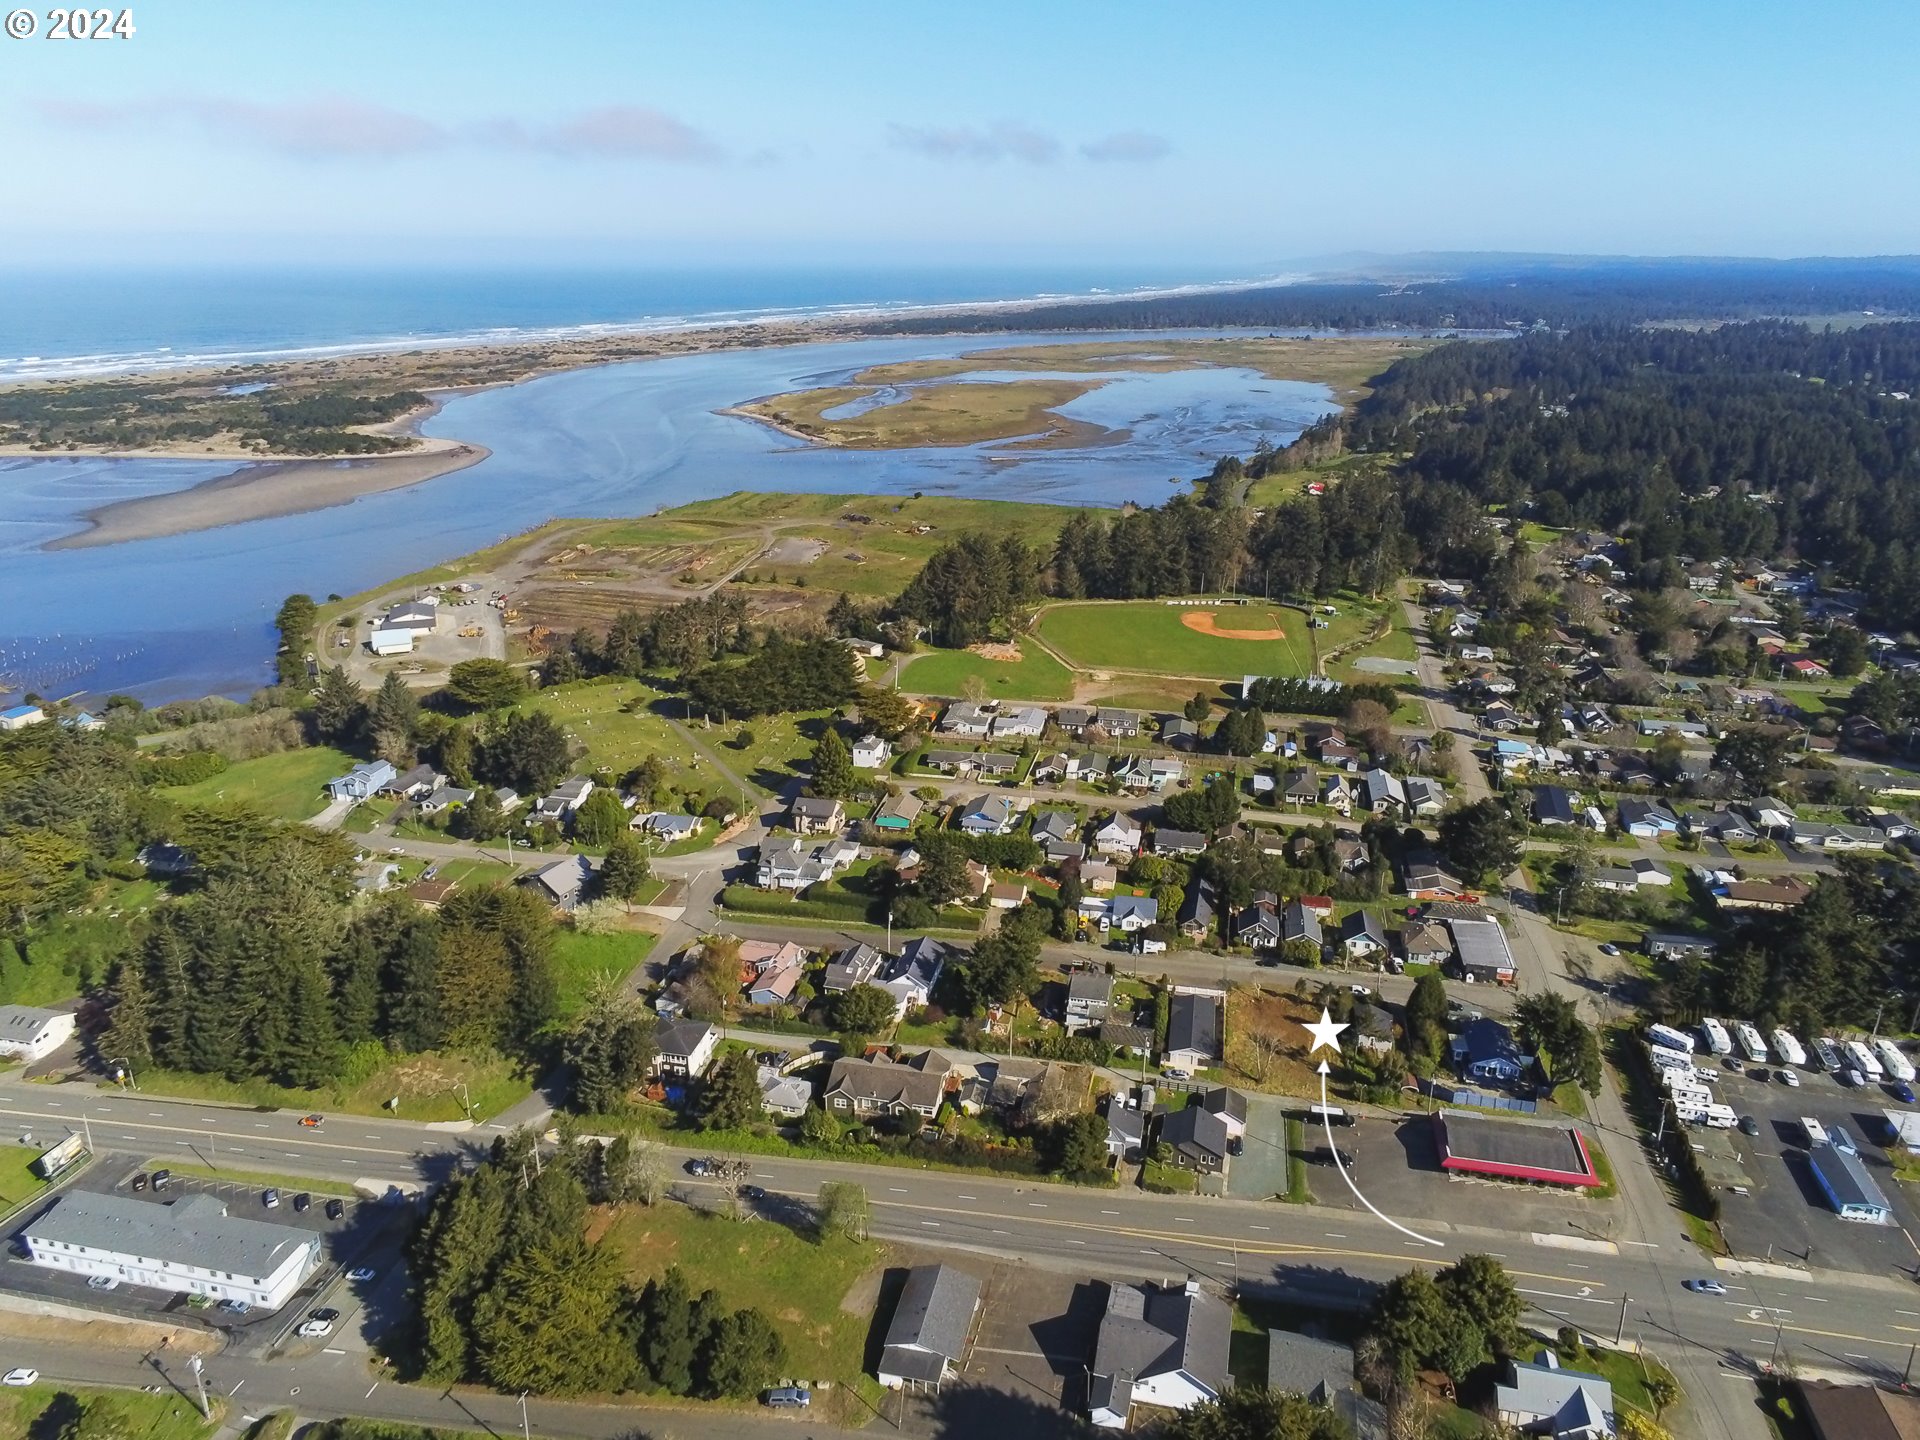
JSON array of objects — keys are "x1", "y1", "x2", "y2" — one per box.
[
  {"x1": 1227, "y1": 1094, "x2": 1293, "y2": 1201},
  {"x1": 1703, "y1": 1062, "x2": 1920, "y2": 1276},
  {"x1": 1301, "y1": 1109, "x2": 1617, "y2": 1237},
  {"x1": 1, "y1": 1150, "x2": 414, "y2": 1355}
]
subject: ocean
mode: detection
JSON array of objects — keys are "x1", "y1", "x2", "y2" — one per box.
[{"x1": 0, "y1": 263, "x2": 1287, "y2": 383}]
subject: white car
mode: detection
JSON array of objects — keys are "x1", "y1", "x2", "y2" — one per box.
[
  {"x1": 346, "y1": 1267, "x2": 377, "y2": 1283},
  {"x1": 86, "y1": 1275, "x2": 119, "y2": 1291},
  {"x1": 1779, "y1": 1068, "x2": 1801, "y2": 1087},
  {"x1": 297, "y1": 1317, "x2": 334, "y2": 1339},
  {"x1": 2, "y1": 1368, "x2": 38, "y2": 1386}
]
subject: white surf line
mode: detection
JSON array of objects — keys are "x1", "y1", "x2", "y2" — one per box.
[{"x1": 1320, "y1": 1067, "x2": 1443, "y2": 1247}]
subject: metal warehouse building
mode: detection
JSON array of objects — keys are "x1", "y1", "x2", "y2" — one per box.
[
  {"x1": 1431, "y1": 1111, "x2": 1601, "y2": 1188},
  {"x1": 1807, "y1": 1141, "x2": 1893, "y2": 1223}
]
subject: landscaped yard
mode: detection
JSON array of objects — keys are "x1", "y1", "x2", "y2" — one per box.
[
  {"x1": 1038, "y1": 600, "x2": 1316, "y2": 681},
  {"x1": 898, "y1": 640, "x2": 1076, "y2": 701},
  {"x1": 132, "y1": 1048, "x2": 534, "y2": 1123},
  {"x1": 0, "y1": 1144, "x2": 52, "y2": 1211},
  {"x1": 594, "y1": 1203, "x2": 890, "y2": 1422},
  {"x1": 162, "y1": 745, "x2": 357, "y2": 822}
]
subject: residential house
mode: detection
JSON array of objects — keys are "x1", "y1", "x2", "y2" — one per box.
[
  {"x1": 1482, "y1": 699, "x2": 1521, "y2": 731},
  {"x1": 1032, "y1": 810, "x2": 1080, "y2": 849},
  {"x1": 1177, "y1": 883, "x2": 1218, "y2": 941},
  {"x1": 1081, "y1": 859, "x2": 1119, "y2": 892},
  {"x1": 1087, "y1": 1280, "x2": 1231, "y2": 1430},
  {"x1": 1630, "y1": 858, "x2": 1671, "y2": 886},
  {"x1": 1159, "y1": 717, "x2": 1201, "y2": 750},
  {"x1": 630, "y1": 810, "x2": 700, "y2": 841},
  {"x1": 1714, "y1": 874, "x2": 1814, "y2": 912},
  {"x1": 922, "y1": 749, "x2": 979, "y2": 775},
  {"x1": 989, "y1": 881, "x2": 1028, "y2": 910},
  {"x1": 1401, "y1": 858, "x2": 1470, "y2": 901},
  {"x1": 1450, "y1": 1019, "x2": 1530, "y2": 1084},
  {"x1": 1093, "y1": 708, "x2": 1142, "y2": 738},
  {"x1": 533, "y1": 776, "x2": 594, "y2": 821},
  {"x1": 822, "y1": 1053, "x2": 947, "y2": 1120},
  {"x1": 1266, "y1": 1333, "x2": 1385, "y2": 1440},
  {"x1": 1788, "y1": 657, "x2": 1830, "y2": 679},
  {"x1": 1065, "y1": 971, "x2": 1115, "y2": 1030},
  {"x1": 1534, "y1": 785, "x2": 1579, "y2": 828},
  {"x1": 939, "y1": 701, "x2": 995, "y2": 737},
  {"x1": 1645, "y1": 933, "x2": 1718, "y2": 961},
  {"x1": 1164, "y1": 993, "x2": 1222, "y2": 1071},
  {"x1": 1321, "y1": 774, "x2": 1354, "y2": 816},
  {"x1": 1100, "y1": 894, "x2": 1160, "y2": 933},
  {"x1": 416, "y1": 785, "x2": 474, "y2": 815},
  {"x1": 405, "y1": 878, "x2": 458, "y2": 910},
  {"x1": 1796, "y1": 1381, "x2": 1920, "y2": 1440},
  {"x1": 879, "y1": 937, "x2": 952, "y2": 1018},
  {"x1": 1198, "y1": 1087, "x2": 1248, "y2": 1140},
  {"x1": 1340, "y1": 909, "x2": 1388, "y2": 963},
  {"x1": 1399, "y1": 920, "x2": 1454, "y2": 968},
  {"x1": 326, "y1": 760, "x2": 397, "y2": 802},
  {"x1": 523, "y1": 855, "x2": 595, "y2": 912},
  {"x1": 1359, "y1": 768, "x2": 1406, "y2": 816},
  {"x1": 1404, "y1": 776, "x2": 1445, "y2": 817},
  {"x1": 1160, "y1": 1105, "x2": 1231, "y2": 1172},
  {"x1": 1113, "y1": 755, "x2": 1184, "y2": 791},
  {"x1": 958, "y1": 794, "x2": 1019, "y2": 836},
  {"x1": 823, "y1": 941, "x2": 888, "y2": 993},
  {"x1": 1282, "y1": 768, "x2": 1319, "y2": 805},
  {"x1": 1495, "y1": 1351, "x2": 1615, "y2": 1439},
  {"x1": 1094, "y1": 814, "x2": 1144, "y2": 855},
  {"x1": 0, "y1": 704, "x2": 47, "y2": 731},
  {"x1": 1747, "y1": 796, "x2": 1796, "y2": 833},
  {"x1": 755, "y1": 842, "x2": 807, "y2": 891},
  {"x1": 1152, "y1": 827, "x2": 1207, "y2": 857},
  {"x1": 1105, "y1": 1097, "x2": 1145, "y2": 1162},
  {"x1": 1683, "y1": 808, "x2": 1758, "y2": 844},
  {"x1": 1317, "y1": 733, "x2": 1361, "y2": 768},
  {"x1": 1331, "y1": 834, "x2": 1370, "y2": 874},
  {"x1": 759, "y1": 1067, "x2": 813, "y2": 1119},
  {"x1": 991, "y1": 705, "x2": 1049, "y2": 740},
  {"x1": 851, "y1": 735, "x2": 891, "y2": 769},
  {"x1": 1282, "y1": 900, "x2": 1324, "y2": 954},
  {"x1": 877, "y1": 1264, "x2": 982, "y2": 1391},
  {"x1": 383, "y1": 763, "x2": 442, "y2": 800},
  {"x1": 790, "y1": 796, "x2": 845, "y2": 835},
  {"x1": 1056, "y1": 706, "x2": 1097, "y2": 735},
  {"x1": 1449, "y1": 916, "x2": 1517, "y2": 984},
  {"x1": 1590, "y1": 866, "x2": 1641, "y2": 894},
  {"x1": 1249, "y1": 771, "x2": 1276, "y2": 801},
  {"x1": 1101, "y1": 1021, "x2": 1154, "y2": 1055},
  {"x1": 873, "y1": 794, "x2": 924, "y2": 831},
  {"x1": 1234, "y1": 900, "x2": 1283, "y2": 950},
  {"x1": 1617, "y1": 798, "x2": 1679, "y2": 838},
  {"x1": 969, "y1": 751, "x2": 1021, "y2": 777},
  {"x1": 0, "y1": 1006, "x2": 77, "y2": 1063},
  {"x1": 740, "y1": 940, "x2": 808, "y2": 1008},
  {"x1": 653, "y1": 1019, "x2": 719, "y2": 1079}
]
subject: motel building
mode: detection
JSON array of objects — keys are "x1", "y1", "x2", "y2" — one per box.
[{"x1": 23, "y1": 1190, "x2": 322, "y2": 1310}]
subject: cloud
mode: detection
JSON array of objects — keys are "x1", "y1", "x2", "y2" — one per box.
[
  {"x1": 1080, "y1": 130, "x2": 1171, "y2": 164},
  {"x1": 29, "y1": 95, "x2": 724, "y2": 163},
  {"x1": 887, "y1": 121, "x2": 1062, "y2": 164}
]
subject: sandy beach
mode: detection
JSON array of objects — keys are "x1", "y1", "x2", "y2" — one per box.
[{"x1": 43, "y1": 437, "x2": 490, "y2": 550}]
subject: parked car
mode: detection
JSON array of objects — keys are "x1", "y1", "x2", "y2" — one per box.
[
  {"x1": 325, "y1": 1199, "x2": 346, "y2": 1221},
  {"x1": 87, "y1": 1275, "x2": 119, "y2": 1291},
  {"x1": 764, "y1": 1387, "x2": 811, "y2": 1408},
  {"x1": 1738, "y1": 1115, "x2": 1761, "y2": 1136},
  {"x1": 1891, "y1": 1082, "x2": 1917, "y2": 1105},
  {"x1": 150, "y1": 1169, "x2": 171, "y2": 1190},
  {"x1": 1161, "y1": 1068, "x2": 1192, "y2": 1081},
  {"x1": 262, "y1": 1189, "x2": 280, "y2": 1209},
  {"x1": 1683, "y1": 1279, "x2": 1727, "y2": 1295},
  {"x1": 1598, "y1": 943, "x2": 1620, "y2": 956},
  {"x1": 685, "y1": 1157, "x2": 714, "y2": 1177},
  {"x1": 346, "y1": 1267, "x2": 377, "y2": 1283},
  {"x1": 742, "y1": 1185, "x2": 765, "y2": 1202},
  {"x1": 1779, "y1": 1069, "x2": 1801, "y2": 1087},
  {"x1": 293, "y1": 1193, "x2": 311, "y2": 1212},
  {"x1": 131, "y1": 1174, "x2": 148, "y2": 1191},
  {"x1": 311, "y1": 1308, "x2": 340, "y2": 1324},
  {"x1": 217, "y1": 1299, "x2": 251, "y2": 1316},
  {"x1": 3, "y1": 1369, "x2": 40, "y2": 1386},
  {"x1": 297, "y1": 1318, "x2": 333, "y2": 1339}
]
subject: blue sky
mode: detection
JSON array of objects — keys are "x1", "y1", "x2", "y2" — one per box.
[{"x1": 5, "y1": 1, "x2": 1916, "y2": 267}]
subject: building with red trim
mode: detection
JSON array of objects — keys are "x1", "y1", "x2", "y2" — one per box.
[{"x1": 1431, "y1": 1111, "x2": 1601, "y2": 1188}]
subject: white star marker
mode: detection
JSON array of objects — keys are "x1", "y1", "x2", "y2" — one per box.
[{"x1": 1303, "y1": 1006, "x2": 1349, "y2": 1058}]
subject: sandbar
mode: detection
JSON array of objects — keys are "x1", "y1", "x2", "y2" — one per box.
[{"x1": 44, "y1": 437, "x2": 489, "y2": 550}]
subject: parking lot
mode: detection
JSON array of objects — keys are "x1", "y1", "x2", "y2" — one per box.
[
  {"x1": 1226, "y1": 1094, "x2": 1294, "y2": 1201},
  {"x1": 1695, "y1": 1060, "x2": 1920, "y2": 1276},
  {"x1": 0, "y1": 1152, "x2": 415, "y2": 1357},
  {"x1": 1299, "y1": 1108, "x2": 1620, "y2": 1237}
]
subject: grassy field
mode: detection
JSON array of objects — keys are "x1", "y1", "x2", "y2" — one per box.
[
  {"x1": 742, "y1": 376, "x2": 1106, "y2": 449},
  {"x1": 162, "y1": 744, "x2": 357, "y2": 821},
  {"x1": 522, "y1": 678, "x2": 735, "y2": 796},
  {"x1": 0, "y1": 1383, "x2": 220, "y2": 1440},
  {"x1": 898, "y1": 640, "x2": 1077, "y2": 701},
  {"x1": 552, "y1": 928, "x2": 659, "y2": 1019},
  {"x1": 596, "y1": 1204, "x2": 889, "y2": 1421},
  {"x1": 1038, "y1": 600, "x2": 1315, "y2": 681},
  {"x1": 9, "y1": 876, "x2": 162, "y2": 1006},
  {"x1": 132, "y1": 1049, "x2": 534, "y2": 1123},
  {"x1": 0, "y1": 1144, "x2": 51, "y2": 1211}
]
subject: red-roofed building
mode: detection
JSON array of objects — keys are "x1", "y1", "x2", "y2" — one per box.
[{"x1": 1431, "y1": 1112, "x2": 1601, "y2": 1188}]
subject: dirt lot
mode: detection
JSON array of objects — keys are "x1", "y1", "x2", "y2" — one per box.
[{"x1": 1225, "y1": 986, "x2": 1345, "y2": 1100}]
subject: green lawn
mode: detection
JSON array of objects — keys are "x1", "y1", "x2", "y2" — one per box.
[
  {"x1": 163, "y1": 744, "x2": 357, "y2": 821},
  {"x1": 551, "y1": 928, "x2": 659, "y2": 1019},
  {"x1": 1038, "y1": 600, "x2": 1316, "y2": 681},
  {"x1": 430, "y1": 858, "x2": 524, "y2": 889},
  {"x1": 0, "y1": 1144, "x2": 52, "y2": 1211},
  {"x1": 131, "y1": 1048, "x2": 534, "y2": 1123},
  {"x1": 600, "y1": 1204, "x2": 889, "y2": 1422},
  {"x1": 10, "y1": 876, "x2": 163, "y2": 1005},
  {"x1": 521, "y1": 679, "x2": 721, "y2": 796},
  {"x1": 0, "y1": 1382, "x2": 220, "y2": 1440},
  {"x1": 898, "y1": 640, "x2": 1076, "y2": 701}
]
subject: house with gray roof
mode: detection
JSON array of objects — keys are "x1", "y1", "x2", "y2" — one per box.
[
  {"x1": 23, "y1": 1190, "x2": 321, "y2": 1311},
  {"x1": 1161, "y1": 1104, "x2": 1231, "y2": 1172},
  {"x1": 823, "y1": 1054, "x2": 947, "y2": 1120},
  {"x1": 823, "y1": 941, "x2": 888, "y2": 994},
  {"x1": 653, "y1": 1019, "x2": 718, "y2": 1079},
  {"x1": 1340, "y1": 909, "x2": 1388, "y2": 961},
  {"x1": 1066, "y1": 970, "x2": 1115, "y2": 1029},
  {"x1": 1105, "y1": 1096, "x2": 1145, "y2": 1161},
  {"x1": 1152, "y1": 827, "x2": 1207, "y2": 857},
  {"x1": 1495, "y1": 1350, "x2": 1615, "y2": 1438},
  {"x1": 1164, "y1": 993, "x2": 1221, "y2": 1071},
  {"x1": 522, "y1": 854, "x2": 595, "y2": 911},
  {"x1": 1282, "y1": 899, "x2": 1324, "y2": 950},
  {"x1": 880, "y1": 937, "x2": 952, "y2": 1018},
  {"x1": 1177, "y1": 881, "x2": 1218, "y2": 940},
  {"x1": 939, "y1": 701, "x2": 995, "y2": 737},
  {"x1": 958, "y1": 793, "x2": 1018, "y2": 835},
  {"x1": 878, "y1": 1264, "x2": 982, "y2": 1390},
  {"x1": 1088, "y1": 1280, "x2": 1231, "y2": 1429}
]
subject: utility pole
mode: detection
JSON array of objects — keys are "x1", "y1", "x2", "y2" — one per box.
[
  {"x1": 1615, "y1": 1292, "x2": 1630, "y2": 1346},
  {"x1": 188, "y1": 1354, "x2": 210, "y2": 1420},
  {"x1": 1873, "y1": 1001, "x2": 1887, "y2": 1041},
  {"x1": 519, "y1": 1390, "x2": 531, "y2": 1440}
]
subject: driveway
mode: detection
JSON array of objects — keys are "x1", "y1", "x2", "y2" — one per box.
[{"x1": 1226, "y1": 1094, "x2": 1294, "y2": 1201}]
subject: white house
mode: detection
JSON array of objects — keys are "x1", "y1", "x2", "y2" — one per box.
[
  {"x1": 0, "y1": 704, "x2": 47, "y2": 731},
  {"x1": 0, "y1": 1005, "x2": 76, "y2": 1062},
  {"x1": 23, "y1": 1190, "x2": 321, "y2": 1311},
  {"x1": 653, "y1": 1019, "x2": 719, "y2": 1079},
  {"x1": 1094, "y1": 814, "x2": 1144, "y2": 855},
  {"x1": 1088, "y1": 1281, "x2": 1231, "y2": 1429},
  {"x1": 851, "y1": 735, "x2": 891, "y2": 769}
]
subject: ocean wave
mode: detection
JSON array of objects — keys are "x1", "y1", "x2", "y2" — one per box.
[{"x1": 0, "y1": 273, "x2": 1310, "y2": 384}]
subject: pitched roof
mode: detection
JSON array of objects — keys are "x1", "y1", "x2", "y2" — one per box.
[
  {"x1": 1091, "y1": 1282, "x2": 1231, "y2": 1413},
  {"x1": 825, "y1": 1055, "x2": 946, "y2": 1111},
  {"x1": 654, "y1": 1019, "x2": 716, "y2": 1059},
  {"x1": 880, "y1": 1264, "x2": 982, "y2": 1383},
  {"x1": 25, "y1": 1191, "x2": 316, "y2": 1283},
  {"x1": 1166, "y1": 993, "x2": 1220, "y2": 1060},
  {"x1": 1162, "y1": 1103, "x2": 1231, "y2": 1161}
]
